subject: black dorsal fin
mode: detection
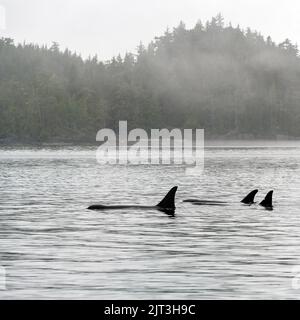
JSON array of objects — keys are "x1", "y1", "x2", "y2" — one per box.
[
  {"x1": 259, "y1": 190, "x2": 273, "y2": 208},
  {"x1": 157, "y1": 186, "x2": 178, "y2": 209},
  {"x1": 241, "y1": 189, "x2": 258, "y2": 204}
]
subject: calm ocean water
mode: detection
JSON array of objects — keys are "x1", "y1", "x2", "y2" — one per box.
[{"x1": 1, "y1": 142, "x2": 300, "y2": 299}]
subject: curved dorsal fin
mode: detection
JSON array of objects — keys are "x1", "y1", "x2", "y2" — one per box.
[
  {"x1": 241, "y1": 189, "x2": 258, "y2": 204},
  {"x1": 157, "y1": 186, "x2": 178, "y2": 209},
  {"x1": 259, "y1": 190, "x2": 273, "y2": 208}
]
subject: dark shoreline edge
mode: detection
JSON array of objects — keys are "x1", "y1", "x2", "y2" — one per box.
[
  {"x1": 1, "y1": 133, "x2": 300, "y2": 145},
  {"x1": 1, "y1": 138, "x2": 300, "y2": 148}
]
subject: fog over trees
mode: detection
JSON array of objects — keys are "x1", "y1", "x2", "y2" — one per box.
[{"x1": 0, "y1": 14, "x2": 300, "y2": 142}]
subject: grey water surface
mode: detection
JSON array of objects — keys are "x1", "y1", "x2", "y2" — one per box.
[{"x1": 0, "y1": 142, "x2": 300, "y2": 299}]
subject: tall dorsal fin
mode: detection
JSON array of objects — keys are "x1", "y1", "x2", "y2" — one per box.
[
  {"x1": 241, "y1": 189, "x2": 258, "y2": 204},
  {"x1": 157, "y1": 186, "x2": 178, "y2": 209},
  {"x1": 259, "y1": 190, "x2": 273, "y2": 209}
]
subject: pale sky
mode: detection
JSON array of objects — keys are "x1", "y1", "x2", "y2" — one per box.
[{"x1": 0, "y1": 0, "x2": 299, "y2": 60}]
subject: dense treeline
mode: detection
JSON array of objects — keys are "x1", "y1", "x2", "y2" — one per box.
[{"x1": 1, "y1": 14, "x2": 300, "y2": 142}]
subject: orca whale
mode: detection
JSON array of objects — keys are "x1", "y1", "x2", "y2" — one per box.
[
  {"x1": 183, "y1": 189, "x2": 258, "y2": 206},
  {"x1": 259, "y1": 190, "x2": 273, "y2": 210},
  {"x1": 240, "y1": 189, "x2": 259, "y2": 204},
  {"x1": 88, "y1": 186, "x2": 178, "y2": 214}
]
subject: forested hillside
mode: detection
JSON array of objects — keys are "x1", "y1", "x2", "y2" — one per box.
[{"x1": 1, "y1": 15, "x2": 300, "y2": 142}]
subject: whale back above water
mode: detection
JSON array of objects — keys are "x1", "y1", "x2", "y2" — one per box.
[
  {"x1": 87, "y1": 186, "x2": 178, "y2": 213},
  {"x1": 183, "y1": 189, "x2": 258, "y2": 206}
]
